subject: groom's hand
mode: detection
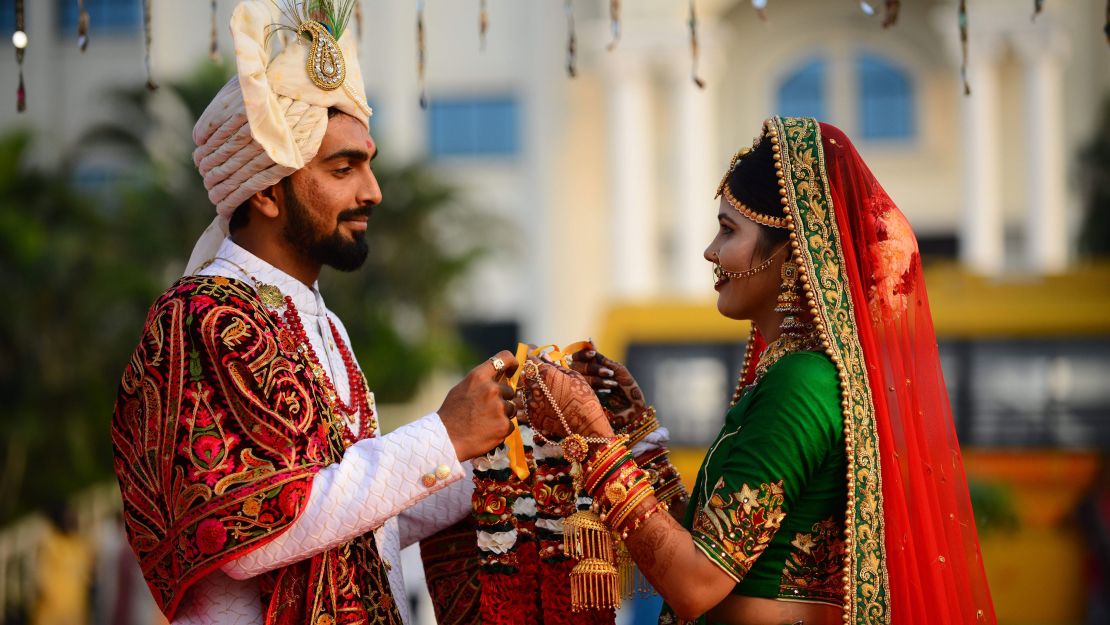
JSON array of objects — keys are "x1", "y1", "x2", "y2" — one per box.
[{"x1": 439, "y1": 351, "x2": 519, "y2": 461}]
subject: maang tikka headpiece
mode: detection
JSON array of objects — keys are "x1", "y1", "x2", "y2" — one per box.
[{"x1": 715, "y1": 120, "x2": 792, "y2": 230}]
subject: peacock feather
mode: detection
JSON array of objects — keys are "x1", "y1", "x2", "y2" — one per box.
[{"x1": 270, "y1": 0, "x2": 358, "y2": 42}]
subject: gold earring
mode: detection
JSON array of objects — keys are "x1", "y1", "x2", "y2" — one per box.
[{"x1": 775, "y1": 262, "x2": 811, "y2": 336}]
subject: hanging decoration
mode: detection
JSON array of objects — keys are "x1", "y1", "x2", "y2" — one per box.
[
  {"x1": 417, "y1": 0, "x2": 427, "y2": 109},
  {"x1": 883, "y1": 0, "x2": 901, "y2": 27},
  {"x1": 959, "y1": 0, "x2": 970, "y2": 96},
  {"x1": 22, "y1": 1, "x2": 1102, "y2": 117},
  {"x1": 77, "y1": 0, "x2": 90, "y2": 52},
  {"x1": 1105, "y1": 0, "x2": 1109, "y2": 45},
  {"x1": 752, "y1": 0, "x2": 768, "y2": 21},
  {"x1": 13, "y1": 0, "x2": 26, "y2": 113},
  {"x1": 209, "y1": 0, "x2": 220, "y2": 62},
  {"x1": 688, "y1": 0, "x2": 705, "y2": 88},
  {"x1": 606, "y1": 0, "x2": 620, "y2": 51},
  {"x1": 143, "y1": 0, "x2": 157, "y2": 91},
  {"x1": 565, "y1": 0, "x2": 577, "y2": 78},
  {"x1": 479, "y1": 0, "x2": 489, "y2": 50}
]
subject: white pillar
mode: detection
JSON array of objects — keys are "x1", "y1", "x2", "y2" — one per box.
[
  {"x1": 1015, "y1": 31, "x2": 1071, "y2": 274},
  {"x1": 668, "y1": 57, "x2": 717, "y2": 296},
  {"x1": 959, "y1": 38, "x2": 1006, "y2": 276},
  {"x1": 606, "y1": 58, "x2": 658, "y2": 297},
  {"x1": 370, "y1": 0, "x2": 424, "y2": 163}
]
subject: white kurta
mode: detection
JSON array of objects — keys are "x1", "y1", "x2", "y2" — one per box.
[{"x1": 171, "y1": 238, "x2": 474, "y2": 625}]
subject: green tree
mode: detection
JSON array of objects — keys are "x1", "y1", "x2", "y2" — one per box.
[
  {"x1": 0, "y1": 63, "x2": 499, "y2": 523},
  {"x1": 0, "y1": 129, "x2": 126, "y2": 522}
]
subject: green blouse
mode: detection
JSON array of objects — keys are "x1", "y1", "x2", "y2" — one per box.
[{"x1": 659, "y1": 350, "x2": 847, "y2": 625}]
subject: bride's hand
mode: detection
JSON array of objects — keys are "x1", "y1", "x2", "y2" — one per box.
[
  {"x1": 569, "y1": 348, "x2": 647, "y2": 430},
  {"x1": 520, "y1": 359, "x2": 614, "y2": 441}
]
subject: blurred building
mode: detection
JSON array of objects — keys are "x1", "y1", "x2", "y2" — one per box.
[
  {"x1": 1, "y1": 1, "x2": 1108, "y2": 624},
  {"x1": 2, "y1": 0, "x2": 1105, "y2": 335}
]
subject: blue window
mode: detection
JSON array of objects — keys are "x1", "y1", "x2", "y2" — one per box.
[
  {"x1": 1, "y1": 0, "x2": 16, "y2": 34},
  {"x1": 776, "y1": 58, "x2": 827, "y2": 121},
  {"x1": 56, "y1": 0, "x2": 141, "y2": 34},
  {"x1": 428, "y1": 96, "x2": 520, "y2": 158},
  {"x1": 857, "y1": 53, "x2": 915, "y2": 141}
]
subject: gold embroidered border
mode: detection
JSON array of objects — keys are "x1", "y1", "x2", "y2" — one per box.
[
  {"x1": 773, "y1": 116, "x2": 890, "y2": 625},
  {"x1": 690, "y1": 478, "x2": 787, "y2": 584}
]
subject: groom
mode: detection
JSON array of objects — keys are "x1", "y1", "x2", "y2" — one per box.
[{"x1": 112, "y1": 2, "x2": 515, "y2": 623}]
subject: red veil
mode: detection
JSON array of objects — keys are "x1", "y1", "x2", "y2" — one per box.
[{"x1": 739, "y1": 118, "x2": 996, "y2": 624}]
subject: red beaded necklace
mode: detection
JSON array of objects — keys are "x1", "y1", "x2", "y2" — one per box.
[{"x1": 269, "y1": 291, "x2": 377, "y2": 447}]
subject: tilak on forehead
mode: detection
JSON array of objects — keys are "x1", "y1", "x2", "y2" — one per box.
[{"x1": 186, "y1": 0, "x2": 373, "y2": 275}]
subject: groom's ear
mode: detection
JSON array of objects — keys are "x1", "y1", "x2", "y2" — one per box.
[{"x1": 248, "y1": 183, "x2": 283, "y2": 220}]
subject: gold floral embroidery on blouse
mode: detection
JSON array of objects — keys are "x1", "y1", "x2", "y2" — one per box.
[
  {"x1": 779, "y1": 516, "x2": 847, "y2": 603},
  {"x1": 691, "y1": 477, "x2": 787, "y2": 582}
]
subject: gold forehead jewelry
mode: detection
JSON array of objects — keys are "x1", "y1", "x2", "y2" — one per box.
[{"x1": 714, "y1": 123, "x2": 791, "y2": 230}]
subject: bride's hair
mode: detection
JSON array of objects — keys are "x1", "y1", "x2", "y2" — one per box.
[{"x1": 722, "y1": 137, "x2": 790, "y2": 260}]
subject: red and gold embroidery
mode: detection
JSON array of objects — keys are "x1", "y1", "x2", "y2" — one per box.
[
  {"x1": 112, "y1": 276, "x2": 400, "y2": 624},
  {"x1": 691, "y1": 478, "x2": 786, "y2": 582},
  {"x1": 779, "y1": 516, "x2": 847, "y2": 604}
]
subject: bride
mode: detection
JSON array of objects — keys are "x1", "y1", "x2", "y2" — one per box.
[{"x1": 521, "y1": 117, "x2": 996, "y2": 625}]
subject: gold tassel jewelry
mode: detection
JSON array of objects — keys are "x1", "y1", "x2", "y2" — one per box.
[
  {"x1": 606, "y1": 0, "x2": 620, "y2": 51},
  {"x1": 522, "y1": 359, "x2": 622, "y2": 610},
  {"x1": 77, "y1": 0, "x2": 89, "y2": 52},
  {"x1": 13, "y1": 0, "x2": 26, "y2": 112},
  {"x1": 570, "y1": 558, "x2": 621, "y2": 610},
  {"x1": 417, "y1": 0, "x2": 427, "y2": 109},
  {"x1": 958, "y1": 0, "x2": 970, "y2": 96},
  {"x1": 143, "y1": 0, "x2": 157, "y2": 91},
  {"x1": 564, "y1": 0, "x2": 577, "y2": 77},
  {"x1": 687, "y1": 0, "x2": 705, "y2": 89},
  {"x1": 617, "y1": 540, "x2": 635, "y2": 597},
  {"x1": 209, "y1": 0, "x2": 220, "y2": 62},
  {"x1": 564, "y1": 507, "x2": 614, "y2": 561},
  {"x1": 479, "y1": 0, "x2": 488, "y2": 50}
]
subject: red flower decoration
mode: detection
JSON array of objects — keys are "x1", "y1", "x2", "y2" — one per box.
[
  {"x1": 195, "y1": 518, "x2": 227, "y2": 555},
  {"x1": 191, "y1": 434, "x2": 226, "y2": 468},
  {"x1": 551, "y1": 483, "x2": 574, "y2": 505},
  {"x1": 484, "y1": 493, "x2": 507, "y2": 516},
  {"x1": 278, "y1": 481, "x2": 310, "y2": 517}
]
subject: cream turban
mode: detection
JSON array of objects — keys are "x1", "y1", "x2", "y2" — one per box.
[{"x1": 186, "y1": 0, "x2": 373, "y2": 275}]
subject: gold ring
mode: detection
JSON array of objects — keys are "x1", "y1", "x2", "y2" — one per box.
[
  {"x1": 522, "y1": 360, "x2": 541, "y2": 380},
  {"x1": 489, "y1": 357, "x2": 505, "y2": 374}
]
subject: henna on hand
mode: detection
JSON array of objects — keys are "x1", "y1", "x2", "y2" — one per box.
[
  {"x1": 569, "y1": 349, "x2": 646, "y2": 430},
  {"x1": 622, "y1": 499, "x2": 736, "y2": 620},
  {"x1": 522, "y1": 360, "x2": 612, "y2": 440}
]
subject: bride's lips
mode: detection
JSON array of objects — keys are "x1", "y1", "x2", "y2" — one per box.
[{"x1": 713, "y1": 265, "x2": 728, "y2": 291}]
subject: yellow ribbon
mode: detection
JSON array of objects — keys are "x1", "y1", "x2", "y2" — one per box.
[{"x1": 502, "y1": 340, "x2": 596, "y2": 480}]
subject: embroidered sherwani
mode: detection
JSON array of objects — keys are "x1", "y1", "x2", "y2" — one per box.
[{"x1": 113, "y1": 238, "x2": 474, "y2": 625}]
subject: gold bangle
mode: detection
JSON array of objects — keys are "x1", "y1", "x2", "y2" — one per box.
[
  {"x1": 619, "y1": 501, "x2": 669, "y2": 540},
  {"x1": 606, "y1": 479, "x2": 654, "y2": 530}
]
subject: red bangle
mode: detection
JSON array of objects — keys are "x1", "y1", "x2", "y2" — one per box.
[
  {"x1": 604, "y1": 477, "x2": 654, "y2": 529},
  {"x1": 584, "y1": 451, "x2": 633, "y2": 495}
]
